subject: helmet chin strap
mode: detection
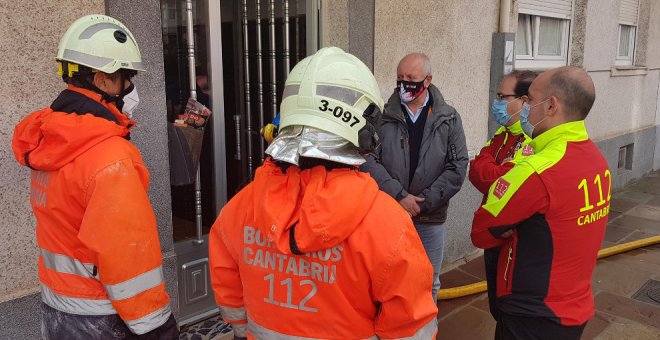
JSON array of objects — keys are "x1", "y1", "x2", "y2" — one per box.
[{"x1": 81, "y1": 71, "x2": 132, "y2": 110}]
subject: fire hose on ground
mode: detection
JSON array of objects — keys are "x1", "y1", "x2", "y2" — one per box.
[{"x1": 436, "y1": 235, "x2": 660, "y2": 300}]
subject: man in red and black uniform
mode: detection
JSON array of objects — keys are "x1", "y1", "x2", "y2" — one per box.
[
  {"x1": 469, "y1": 70, "x2": 537, "y2": 320},
  {"x1": 472, "y1": 66, "x2": 610, "y2": 339}
]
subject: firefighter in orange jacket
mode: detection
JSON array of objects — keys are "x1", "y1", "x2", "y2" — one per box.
[
  {"x1": 468, "y1": 70, "x2": 536, "y2": 319},
  {"x1": 12, "y1": 15, "x2": 177, "y2": 338},
  {"x1": 209, "y1": 47, "x2": 438, "y2": 339}
]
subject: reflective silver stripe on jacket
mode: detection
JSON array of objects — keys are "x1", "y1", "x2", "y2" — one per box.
[
  {"x1": 105, "y1": 266, "x2": 164, "y2": 300},
  {"x1": 247, "y1": 317, "x2": 378, "y2": 340},
  {"x1": 40, "y1": 249, "x2": 96, "y2": 278},
  {"x1": 218, "y1": 305, "x2": 246, "y2": 322},
  {"x1": 125, "y1": 304, "x2": 172, "y2": 335},
  {"x1": 41, "y1": 284, "x2": 116, "y2": 316},
  {"x1": 380, "y1": 318, "x2": 437, "y2": 340}
]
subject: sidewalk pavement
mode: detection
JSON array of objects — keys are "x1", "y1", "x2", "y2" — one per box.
[{"x1": 436, "y1": 170, "x2": 660, "y2": 340}]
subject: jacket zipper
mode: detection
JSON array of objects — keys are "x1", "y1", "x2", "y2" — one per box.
[
  {"x1": 494, "y1": 132, "x2": 509, "y2": 163},
  {"x1": 503, "y1": 233, "x2": 516, "y2": 291},
  {"x1": 400, "y1": 126, "x2": 409, "y2": 170},
  {"x1": 503, "y1": 246, "x2": 513, "y2": 290}
]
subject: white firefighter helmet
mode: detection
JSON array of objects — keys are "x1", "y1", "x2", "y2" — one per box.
[
  {"x1": 278, "y1": 47, "x2": 384, "y2": 148},
  {"x1": 56, "y1": 14, "x2": 144, "y2": 75}
]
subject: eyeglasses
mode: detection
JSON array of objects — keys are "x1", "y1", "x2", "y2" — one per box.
[{"x1": 496, "y1": 93, "x2": 518, "y2": 100}]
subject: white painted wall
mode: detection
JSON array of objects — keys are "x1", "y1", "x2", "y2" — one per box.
[{"x1": 582, "y1": 0, "x2": 659, "y2": 141}]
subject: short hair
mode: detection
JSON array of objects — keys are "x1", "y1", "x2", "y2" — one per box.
[
  {"x1": 420, "y1": 53, "x2": 432, "y2": 76},
  {"x1": 401, "y1": 52, "x2": 432, "y2": 76},
  {"x1": 507, "y1": 70, "x2": 538, "y2": 97},
  {"x1": 547, "y1": 67, "x2": 596, "y2": 119}
]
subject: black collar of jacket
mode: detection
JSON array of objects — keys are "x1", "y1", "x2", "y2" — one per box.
[
  {"x1": 50, "y1": 89, "x2": 131, "y2": 140},
  {"x1": 383, "y1": 84, "x2": 455, "y2": 126},
  {"x1": 51, "y1": 89, "x2": 121, "y2": 124}
]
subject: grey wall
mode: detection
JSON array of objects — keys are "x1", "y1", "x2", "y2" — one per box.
[
  {"x1": 656, "y1": 125, "x2": 660, "y2": 170},
  {"x1": 0, "y1": 0, "x2": 105, "y2": 304},
  {"x1": 580, "y1": 0, "x2": 660, "y2": 185},
  {"x1": 596, "y1": 126, "x2": 656, "y2": 191},
  {"x1": 0, "y1": 1, "x2": 105, "y2": 337},
  {"x1": 649, "y1": 0, "x2": 660, "y2": 171},
  {"x1": 106, "y1": 0, "x2": 179, "y2": 315},
  {"x1": 372, "y1": 0, "x2": 500, "y2": 264},
  {"x1": 582, "y1": 0, "x2": 659, "y2": 141},
  {"x1": 373, "y1": 0, "x2": 499, "y2": 152},
  {"x1": 320, "y1": 0, "x2": 349, "y2": 50},
  {"x1": 348, "y1": 0, "x2": 375, "y2": 70},
  {"x1": 320, "y1": 0, "x2": 375, "y2": 70}
]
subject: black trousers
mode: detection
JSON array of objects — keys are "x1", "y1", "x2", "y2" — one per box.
[
  {"x1": 41, "y1": 303, "x2": 179, "y2": 340},
  {"x1": 484, "y1": 247, "x2": 500, "y2": 320},
  {"x1": 495, "y1": 312, "x2": 586, "y2": 340}
]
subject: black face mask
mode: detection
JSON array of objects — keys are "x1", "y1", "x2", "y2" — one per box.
[{"x1": 397, "y1": 78, "x2": 427, "y2": 103}]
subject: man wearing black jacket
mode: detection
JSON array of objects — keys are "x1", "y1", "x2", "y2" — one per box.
[{"x1": 362, "y1": 53, "x2": 468, "y2": 300}]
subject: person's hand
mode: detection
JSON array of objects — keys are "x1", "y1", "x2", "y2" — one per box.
[
  {"x1": 500, "y1": 229, "x2": 514, "y2": 238},
  {"x1": 501, "y1": 156, "x2": 514, "y2": 164},
  {"x1": 399, "y1": 194, "x2": 425, "y2": 217}
]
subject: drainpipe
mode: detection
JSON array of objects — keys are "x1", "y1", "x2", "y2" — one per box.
[
  {"x1": 489, "y1": 0, "x2": 515, "y2": 136},
  {"x1": 499, "y1": 0, "x2": 511, "y2": 32}
]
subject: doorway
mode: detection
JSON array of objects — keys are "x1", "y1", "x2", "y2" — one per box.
[{"x1": 160, "y1": 0, "x2": 317, "y2": 325}]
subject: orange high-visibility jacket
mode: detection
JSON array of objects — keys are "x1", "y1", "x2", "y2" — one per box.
[
  {"x1": 12, "y1": 86, "x2": 172, "y2": 335},
  {"x1": 210, "y1": 159, "x2": 438, "y2": 339}
]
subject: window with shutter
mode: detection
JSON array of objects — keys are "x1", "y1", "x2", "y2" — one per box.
[
  {"x1": 616, "y1": 0, "x2": 639, "y2": 65},
  {"x1": 515, "y1": 0, "x2": 572, "y2": 70}
]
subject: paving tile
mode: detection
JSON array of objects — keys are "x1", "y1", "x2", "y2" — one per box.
[
  {"x1": 439, "y1": 268, "x2": 482, "y2": 288},
  {"x1": 594, "y1": 319, "x2": 660, "y2": 340},
  {"x1": 620, "y1": 231, "x2": 659, "y2": 243},
  {"x1": 599, "y1": 252, "x2": 660, "y2": 282},
  {"x1": 594, "y1": 291, "x2": 660, "y2": 329},
  {"x1": 625, "y1": 205, "x2": 660, "y2": 222},
  {"x1": 210, "y1": 333, "x2": 233, "y2": 340},
  {"x1": 437, "y1": 293, "x2": 483, "y2": 320},
  {"x1": 646, "y1": 195, "x2": 660, "y2": 208},
  {"x1": 458, "y1": 255, "x2": 486, "y2": 280},
  {"x1": 603, "y1": 224, "x2": 636, "y2": 243},
  {"x1": 592, "y1": 260, "x2": 655, "y2": 297},
  {"x1": 437, "y1": 306, "x2": 495, "y2": 340},
  {"x1": 612, "y1": 247, "x2": 660, "y2": 266},
  {"x1": 601, "y1": 240, "x2": 617, "y2": 249},
  {"x1": 612, "y1": 191, "x2": 654, "y2": 205},
  {"x1": 610, "y1": 215, "x2": 660, "y2": 234},
  {"x1": 606, "y1": 210, "x2": 622, "y2": 222},
  {"x1": 627, "y1": 178, "x2": 660, "y2": 195},
  {"x1": 581, "y1": 312, "x2": 615, "y2": 340},
  {"x1": 469, "y1": 294, "x2": 493, "y2": 314},
  {"x1": 647, "y1": 171, "x2": 660, "y2": 178},
  {"x1": 609, "y1": 197, "x2": 639, "y2": 213}
]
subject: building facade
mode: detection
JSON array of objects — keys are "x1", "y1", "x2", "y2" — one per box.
[{"x1": 1, "y1": 0, "x2": 659, "y2": 337}]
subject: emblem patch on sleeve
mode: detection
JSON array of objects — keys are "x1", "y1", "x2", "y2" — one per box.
[
  {"x1": 521, "y1": 144, "x2": 534, "y2": 156},
  {"x1": 493, "y1": 178, "x2": 510, "y2": 199}
]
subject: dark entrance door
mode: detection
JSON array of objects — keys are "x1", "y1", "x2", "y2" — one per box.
[{"x1": 160, "y1": 0, "x2": 316, "y2": 325}]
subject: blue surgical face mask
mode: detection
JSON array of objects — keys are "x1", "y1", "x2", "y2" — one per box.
[
  {"x1": 491, "y1": 97, "x2": 521, "y2": 126},
  {"x1": 520, "y1": 99, "x2": 550, "y2": 137}
]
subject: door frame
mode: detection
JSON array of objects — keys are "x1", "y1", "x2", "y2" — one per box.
[
  {"x1": 174, "y1": 0, "x2": 226, "y2": 326},
  {"x1": 209, "y1": 0, "x2": 229, "y2": 214}
]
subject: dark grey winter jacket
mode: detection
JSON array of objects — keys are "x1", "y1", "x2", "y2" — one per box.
[{"x1": 362, "y1": 84, "x2": 468, "y2": 224}]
